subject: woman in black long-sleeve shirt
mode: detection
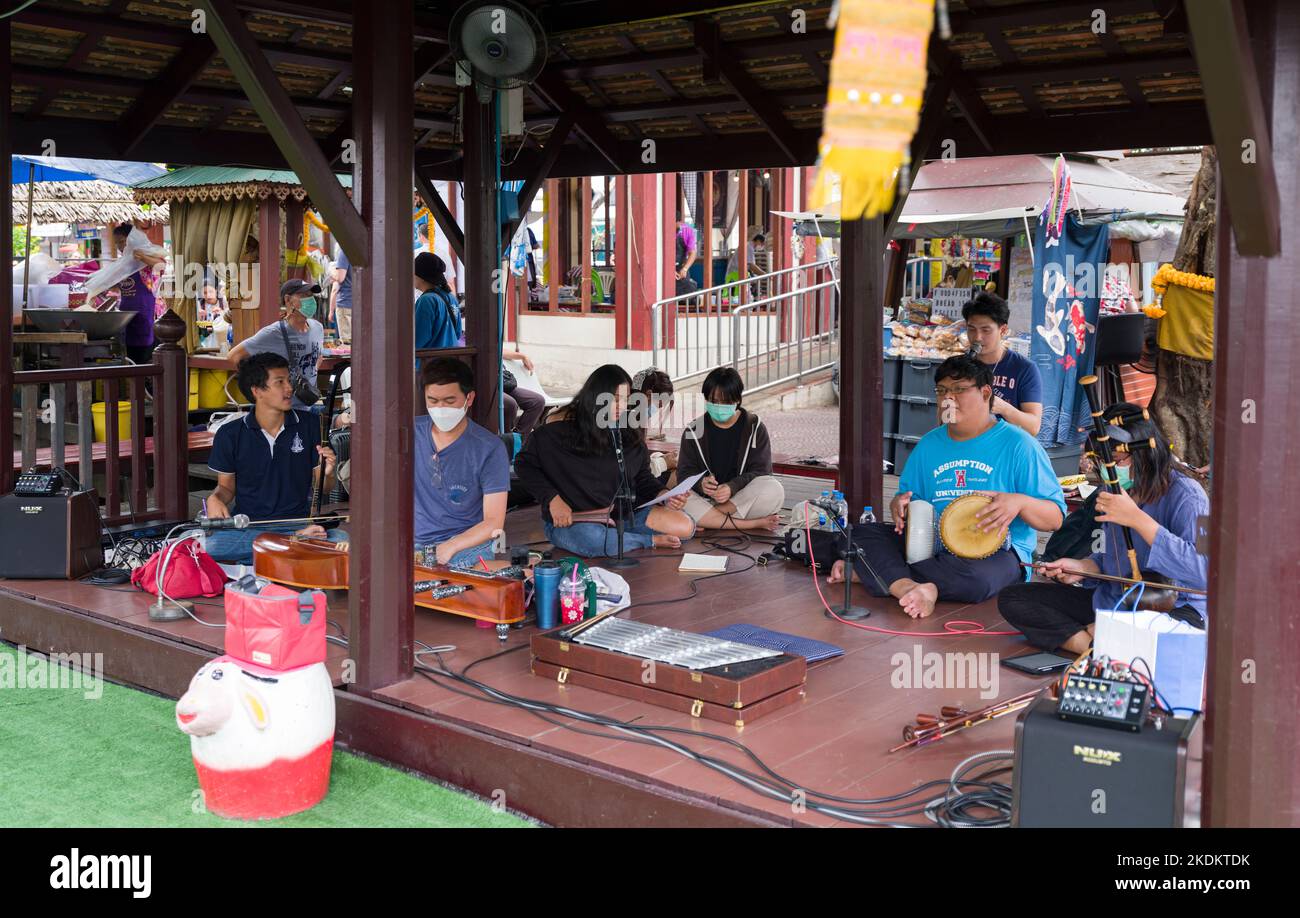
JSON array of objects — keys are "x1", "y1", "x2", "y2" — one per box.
[{"x1": 515, "y1": 364, "x2": 695, "y2": 557}]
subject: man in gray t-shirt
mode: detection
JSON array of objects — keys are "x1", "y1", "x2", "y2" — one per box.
[{"x1": 228, "y1": 279, "x2": 325, "y2": 410}]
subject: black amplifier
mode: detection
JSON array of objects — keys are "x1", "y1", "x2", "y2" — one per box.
[
  {"x1": 0, "y1": 490, "x2": 104, "y2": 579},
  {"x1": 1012, "y1": 695, "x2": 1200, "y2": 827}
]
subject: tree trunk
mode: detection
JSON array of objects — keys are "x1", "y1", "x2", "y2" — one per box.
[{"x1": 1150, "y1": 146, "x2": 1216, "y2": 468}]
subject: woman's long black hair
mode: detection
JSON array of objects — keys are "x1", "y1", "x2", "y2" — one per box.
[
  {"x1": 559, "y1": 363, "x2": 642, "y2": 456},
  {"x1": 1102, "y1": 401, "x2": 1193, "y2": 505}
]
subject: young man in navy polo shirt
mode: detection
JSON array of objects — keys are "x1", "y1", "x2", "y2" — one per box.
[
  {"x1": 411, "y1": 357, "x2": 510, "y2": 568},
  {"x1": 962, "y1": 291, "x2": 1043, "y2": 437},
  {"x1": 204, "y1": 352, "x2": 341, "y2": 564}
]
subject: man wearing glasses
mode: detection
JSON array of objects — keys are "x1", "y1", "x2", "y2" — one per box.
[
  {"x1": 412, "y1": 357, "x2": 510, "y2": 567},
  {"x1": 828, "y1": 355, "x2": 1064, "y2": 619}
]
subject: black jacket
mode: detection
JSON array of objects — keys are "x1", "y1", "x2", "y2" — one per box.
[
  {"x1": 515, "y1": 419, "x2": 662, "y2": 522},
  {"x1": 675, "y1": 409, "x2": 773, "y2": 497}
]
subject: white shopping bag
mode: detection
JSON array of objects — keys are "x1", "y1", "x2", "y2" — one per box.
[{"x1": 1094, "y1": 604, "x2": 1207, "y2": 713}]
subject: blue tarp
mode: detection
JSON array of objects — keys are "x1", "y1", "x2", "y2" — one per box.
[{"x1": 11, "y1": 155, "x2": 166, "y2": 185}]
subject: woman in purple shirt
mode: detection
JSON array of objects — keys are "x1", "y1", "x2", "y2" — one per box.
[
  {"x1": 998, "y1": 403, "x2": 1209, "y2": 653},
  {"x1": 110, "y1": 223, "x2": 166, "y2": 366}
]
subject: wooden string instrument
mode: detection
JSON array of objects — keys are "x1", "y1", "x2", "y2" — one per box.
[
  {"x1": 250, "y1": 534, "x2": 525, "y2": 625},
  {"x1": 1020, "y1": 561, "x2": 1207, "y2": 616},
  {"x1": 311, "y1": 359, "x2": 349, "y2": 528},
  {"x1": 1078, "y1": 373, "x2": 1140, "y2": 580}
]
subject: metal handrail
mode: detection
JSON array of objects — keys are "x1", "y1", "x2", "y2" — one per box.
[{"x1": 654, "y1": 256, "x2": 840, "y2": 311}]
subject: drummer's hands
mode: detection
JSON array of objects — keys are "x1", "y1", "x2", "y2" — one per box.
[
  {"x1": 975, "y1": 491, "x2": 1023, "y2": 535},
  {"x1": 891, "y1": 491, "x2": 912, "y2": 534},
  {"x1": 1035, "y1": 557, "x2": 1097, "y2": 585}
]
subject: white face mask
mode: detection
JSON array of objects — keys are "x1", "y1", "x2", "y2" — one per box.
[{"x1": 428, "y1": 405, "x2": 466, "y2": 432}]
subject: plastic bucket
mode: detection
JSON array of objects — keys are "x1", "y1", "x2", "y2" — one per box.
[{"x1": 91, "y1": 401, "x2": 132, "y2": 442}]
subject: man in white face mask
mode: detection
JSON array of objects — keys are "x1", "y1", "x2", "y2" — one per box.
[{"x1": 414, "y1": 357, "x2": 511, "y2": 567}]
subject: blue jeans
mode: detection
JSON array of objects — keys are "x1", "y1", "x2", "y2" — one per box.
[
  {"x1": 545, "y1": 507, "x2": 661, "y2": 558},
  {"x1": 416, "y1": 537, "x2": 496, "y2": 569},
  {"x1": 203, "y1": 523, "x2": 349, "y2": 565}
]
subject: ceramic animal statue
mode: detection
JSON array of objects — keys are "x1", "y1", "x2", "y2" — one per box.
[{"x1": 176, "y1": 656, "x2": 334, "y2": 820}]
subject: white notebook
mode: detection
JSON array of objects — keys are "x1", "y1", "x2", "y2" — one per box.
[{"x1": 678, "y1": 553, "x2": 727, "y2": 573}]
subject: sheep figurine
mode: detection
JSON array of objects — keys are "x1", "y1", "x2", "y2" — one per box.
[{"x1": 176, "y1": 656, "x2": 335, "y2": 820}]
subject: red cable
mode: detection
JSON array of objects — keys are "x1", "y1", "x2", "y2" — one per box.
[{"x1": 805, "y1": 514, "x2": 1020, "y2": 638}]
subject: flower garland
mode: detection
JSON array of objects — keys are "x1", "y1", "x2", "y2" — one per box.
[
  {"x1": 1144, "y1": 263, "x2": 1214, "y2": 318},
  {"x1": 299, "y1": 210, "x2": 330, "y2": 257}
]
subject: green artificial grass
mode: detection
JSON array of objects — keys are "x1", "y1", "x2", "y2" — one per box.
[{"x1": 0, "y1": 642, "x2": 533, "y2": 828}]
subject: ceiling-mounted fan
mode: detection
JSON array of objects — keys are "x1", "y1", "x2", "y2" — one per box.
[{"x1": 449, "y1": 0, "x2": 548, "y2": 103}]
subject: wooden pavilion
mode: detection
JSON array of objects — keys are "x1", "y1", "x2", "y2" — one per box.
[{"x1": 2, "y1": 1, "x2": 1296, "y2": 826}]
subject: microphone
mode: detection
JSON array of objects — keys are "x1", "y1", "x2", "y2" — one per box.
[
  {"x1": 806, "y1": 498, "x2": 839, "y2": 514},
  {"x1": 198, "y1": 513, "x2": 250, "y2": 530}
]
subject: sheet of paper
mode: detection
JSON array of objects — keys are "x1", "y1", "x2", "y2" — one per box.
[
  {"x1": 679, "y1": 553, "x2": 727, "y2": 572},
  {"x1": 638, "y1": 472, "x2": 705, "y2": 509}
]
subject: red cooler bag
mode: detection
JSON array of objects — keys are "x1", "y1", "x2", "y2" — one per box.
[{"x1": 224, "y1": 576, "x2": 327, "y2": 672}]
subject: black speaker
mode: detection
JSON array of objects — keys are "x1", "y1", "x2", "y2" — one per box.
[
  {"x1": 1012, "y1": 695, "x2": 1200, "y2": 827},
  {"x1": 0, "y1": 490, "x2": 104, "y2": 579},
  {"x1": 1093, "y1": 313, "x2": 1147, "y2": 366}
]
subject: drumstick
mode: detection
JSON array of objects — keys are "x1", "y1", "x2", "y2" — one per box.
[
  {"x1": 1021, "y1": 562, "x2": 1207, "y2": 595},
  {"x1": 561, "y1": 607, "x2": 620, "y2": 639}
]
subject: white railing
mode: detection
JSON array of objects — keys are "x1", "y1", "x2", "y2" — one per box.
[{"x1": 651, "y1": 258, "x2": 839, "y2": 393}]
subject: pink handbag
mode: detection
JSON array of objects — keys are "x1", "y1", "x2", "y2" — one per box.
[
  {"x1": 223, "y1": 576, "x2": 327, "y2": 672},
  {"x1": 131, "y1": 536, "x2": 226, "y2": 598}
]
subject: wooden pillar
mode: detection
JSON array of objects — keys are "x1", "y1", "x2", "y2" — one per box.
[
  {"x1": 349, "y1": 5, "x2": 415, "y2": 693},
  {"x1": 1204, "y1": 0, "x2": 1300, "y2": 828},
  {"x1": 580, "y1": 176, "x2": 592, "y2": 312},
  {"x1": 257, "y1": 198, "x2": 282, "y2": 327},
  {"x1": 701, "y1": 171, "x2": 714, "y2": 298},
  {"x1": 0, "y1": 19, "x2": 14, "y2": 495},
  {"x1": 661, "y1": 173, "x2": 678, "y2": 344},
  {"x1": 838, "y1": 217, "x2": 885, "y2": 517},
  {"x1": 152, "y1": 311, "x2": 189, "y2": 521},
  {"x1": 614, "y1": 176, "x2": 631, "y2": 348},
  {"x1": 448, "y1": 183, "x2": 461, "y2": 294},
  {"x1": 546, "y1": 179, "x2": 560, "y2": 313},
  {"x1": 737, "y1": 170, "x2": 749, "y2": 303},
  {"x1": 464, "y1": 91, "x2": 501, "y2": 431}
]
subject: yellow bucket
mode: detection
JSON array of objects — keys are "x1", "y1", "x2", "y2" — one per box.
[
  {"x1": 91, "y1": 401, "x2": 132, "y2": 443},
  {"x1": 195, "y1": 368, "x2": 236, "y2": 408}
]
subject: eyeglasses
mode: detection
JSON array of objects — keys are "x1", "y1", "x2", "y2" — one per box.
[{"x1": 934, "y1": 384, "x2": 979, "y2": 399}]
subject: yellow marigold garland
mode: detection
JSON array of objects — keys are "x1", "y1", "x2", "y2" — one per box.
[{"x1": 1151, "y1": 263, "x2": 1214, "y2": 295}]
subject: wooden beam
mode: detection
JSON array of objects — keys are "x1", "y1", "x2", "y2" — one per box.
[
  {"x1": 118, "y1": 35, "x2": 216, "y2": 155},
  {"x1": 929, "y1": 34, "x2": 996, "y2": 153},
  {"x1": 580, "y1": 177, "x2": 593, "y2": 313},
  {"x1": 694, "y1": 20, "x2": 800, "y2": 164},
  {"x1": 948, "y1": 0, "x2": 1156, "y2": 32},
  {"x1": 839, "y1": 217, "x2": 885, "y2": 518},
  {"x1": 886, "y1": 71, "x2": 952, "y2": 240},
  {"x1": 1185, "y1": 0, "x2": 1280, "y2": 256},
  {"x1": 197, "y1": 0, "x2": 369, "y2": 264},
  {"x1": 968, "y1": 51, "x2": 1197, "y2": 88},
  {"x1": 413, "y1": 168, "x2": 465, "y2": 264},
  {"x1": 257, "y1": 199, "x2": 281, "y2": 328},
  {"x1": 348, "y1": 3, "x2": 415, "y2": 695},
  {"x1": 500, "y1": 114, "x2": 575, "y2": 250},
  {"x1": 463, "y1": 92, "x2": 502, "y2": 428},
  {"x1": 556, "y1": 31, "x2": 835, "y2": 81},
  {"x1": 531, "y1": 74, "x2": 624, "y2": 174}
]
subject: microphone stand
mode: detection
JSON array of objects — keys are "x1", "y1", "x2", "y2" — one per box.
[
  {"x1": 819, "y1": 509, "x2": 887, "y2": 622},
  {"x1": 607, "y1": 425, "x2": 639, "y2": 569}
]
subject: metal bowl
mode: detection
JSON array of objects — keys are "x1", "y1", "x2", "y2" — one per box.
[{"x1": 23, "y1": 308, "x2": 139, "y2": 339}]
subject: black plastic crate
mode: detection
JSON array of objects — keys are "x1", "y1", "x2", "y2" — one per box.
[
  {"x1": 891, "y1": 433, "x2": 923, "y2": 474},
  {"x1": 882, "y1": 357, "x2": 904, "y2": 399},
  {"x1": 1045, "y1": 443, "x2": 1084, "y2": 478},
  {"x1": 899, "y1": 358, "x2": 941, "y2": 399},
  {"x1": 881, "y1": 394, "x2": 901, "y2": 437},
  {"x1": 896, "y1": 395, "x2": 939, "y2": 439}
]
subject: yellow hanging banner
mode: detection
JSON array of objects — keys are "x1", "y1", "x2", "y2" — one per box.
[{"x1": 811, "y1": 0, "x2": 934, "y2": 219}]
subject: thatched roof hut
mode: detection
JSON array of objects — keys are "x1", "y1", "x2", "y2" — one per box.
[{"x1": 12, "y1": 180, "x2": 169, "y2": 226}]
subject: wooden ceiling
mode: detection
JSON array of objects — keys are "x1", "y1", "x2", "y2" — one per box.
[{"x1": 6, "y1": 0, "x2": 1210, "y2": 179}]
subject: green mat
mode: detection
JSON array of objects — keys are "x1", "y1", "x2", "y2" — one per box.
[{"x1": 0, "y1": 642, "x2": 533, "y2": 828}]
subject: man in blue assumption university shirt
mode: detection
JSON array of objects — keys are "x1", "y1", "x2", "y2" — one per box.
[{"x1": 829, "y1": 355, "x2": 1065, "y2": 619}]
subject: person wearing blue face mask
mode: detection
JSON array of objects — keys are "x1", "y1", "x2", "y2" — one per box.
[
  {"x1": 675, "y1": 367, "x2": 784, "y2": 532},
  {"x1": 999, "y1": 403, "x2": 1209, "y2": 653},
  {"x1": 228, "y1": 279, "x2": 326, "y2": 411}
]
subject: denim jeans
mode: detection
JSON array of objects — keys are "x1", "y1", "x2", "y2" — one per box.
[
  {"x1": 203, "y1": 523, "x2": 348, "y2": 565},
  {"x1": 545, "y1": 507, "x2": 658, "y2": 558},
  {"x1": 416, "y1": 537, "x2": 496, "y2": 569}
]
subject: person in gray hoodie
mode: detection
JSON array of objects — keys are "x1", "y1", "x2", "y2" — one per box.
[{"x1": 676, "y1": 367, "x2": 784, "y2": 532}]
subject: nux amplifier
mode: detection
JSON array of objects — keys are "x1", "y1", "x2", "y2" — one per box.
[
  {"x1": 1012, "y1": 695, "x2": 1201, "y2": 827},
  {"x1": 0, "y1": 489, "x2": 104, "y2": 579}
]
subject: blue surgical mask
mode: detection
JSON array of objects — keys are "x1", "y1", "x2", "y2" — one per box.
[
  {"x1": 706, "y1": 402, "x2": 737, "y2": 423},
  {"x1": 1114, "y1": 464, "x2": 1132, "y2": 490},
  {"x1": 298, "y1": 296, "x2": 318, "y2": 319}
]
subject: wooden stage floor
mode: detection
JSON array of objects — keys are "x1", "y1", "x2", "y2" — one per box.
[{"x1": 0, "y1": 504, "x2": 1201, "y2": 827}]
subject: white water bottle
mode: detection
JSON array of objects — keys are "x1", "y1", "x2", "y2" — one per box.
[
  {"x1": 859, "y1": 505, "x2": 876, "y2": 524},
  {"x1": 832, "y1": 490, "x2": 849, "y2": 529}
]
